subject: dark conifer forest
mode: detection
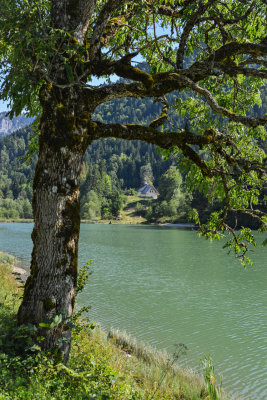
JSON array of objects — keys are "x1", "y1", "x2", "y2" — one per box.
[{"x1": 0, "y1": 87, "x2": 266, "y2": 224}]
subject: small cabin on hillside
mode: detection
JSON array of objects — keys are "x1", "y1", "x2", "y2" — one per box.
[{"x1": 137, "y1": 183, "x2": 159, "y2": 199}]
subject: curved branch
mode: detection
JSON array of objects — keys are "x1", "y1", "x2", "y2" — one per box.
[
  {"x1": 149, "y1": 96, "x2": 169, "y2": 128},
  {"x1": 89, "y1": 121, "x2": 214, "y2": 177},
  {"x1": 208, "y1": 41, "x2": 267, "y2": 64},
  {"x1": 175, "y1": 75, "x2": 267, "y2": 127},
  {"x1": 213, "y1": 63, "x2": 267, "y2": 79},
  {"x1": 89, "y1": 0, "x2": 126, "y2": 61},
  {"x1": 87, "y1": 72, "x2": 266, "y2": 128},
  {"x1": 176, "y1": 0, "x2": 213, "y2": 69},
  {"x1": 188, "y1": 41, "x2": 267, "y2": 81}
]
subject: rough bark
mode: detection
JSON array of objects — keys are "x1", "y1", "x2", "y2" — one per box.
[
  {"x1": 12, "y1": 0, "x2": 266, "y2": 364},
  {"x1": 18, "y1": 85, "x2": 91, "y2": 363}
]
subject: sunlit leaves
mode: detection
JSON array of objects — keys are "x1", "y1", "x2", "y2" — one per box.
[
  {"x1": 222, "y1": 228, "x2": 257, "y2": 267},
  {"x1": 0, "y1": 0, "x2": 50, "y2": 116},
  {"x1": 0, "y1": 0, "x2": 266, "y2": 265}
]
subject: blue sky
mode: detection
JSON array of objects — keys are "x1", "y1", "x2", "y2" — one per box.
[{"x1": 0, "y1": 99, "x2": 9, "y2": 113}]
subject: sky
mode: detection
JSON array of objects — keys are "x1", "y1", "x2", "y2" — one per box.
[{"x1": 0, "y1": 99, "x2": 9, "y2": 113}]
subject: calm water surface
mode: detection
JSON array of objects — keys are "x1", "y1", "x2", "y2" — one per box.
[{"x1": 0, "y1": 222, "x2": 266, "y2": 399}]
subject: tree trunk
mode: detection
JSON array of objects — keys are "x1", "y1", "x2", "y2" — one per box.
[{"x1": 17, "y1": 86, "x2": 90, "y2": 363}]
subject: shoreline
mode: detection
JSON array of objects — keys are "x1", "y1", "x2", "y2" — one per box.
[
  {"x1": 12, "y1": 265, "x2": 30, "y2": 282},
  {"x1": 0, "y1": 251, "x2": 30, "y2": 281},
  {"x1": 0, "y1": 219, "x2": 34, "y2": 223},
  {"x1": 0, "y1": 251, "x2": 237, "y2": 399},
  {"x1": 0, "y1": 218, "x2": 196, "y2": 228}
]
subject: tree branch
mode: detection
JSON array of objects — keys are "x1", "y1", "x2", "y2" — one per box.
[
  {"x1": 89, "y1": 121, "x2": 214, "y2": 177},
  {"x1": 149, "y1": 96, "x2": 169, "y2": 128},
  {"x1": 51, "y1": 0, "x2": 95, "y2": 35},
  {"x1": 86, "y1": 71, "x2": 266, "y2": 128},
  {"x1": 176, "y1": 0, "x2": 213, "y2": 69},
  {"x1": 207, "y1": 41, "x2": 267, "y2": 64},
  {"x1": 212, "y1": 63, "x2": 267, "y2": 79},
  {"x1": 89, "y1": 0, "x2": 127, "y2": 61},
  {"x1": 173, "y1": 74, "x2": 267, "y2": 128},
  {"x1": 188, "y1": 41, "x2": 267, "y2": 81}
]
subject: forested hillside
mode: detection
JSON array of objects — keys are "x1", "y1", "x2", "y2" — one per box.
[
  {"x1": 0, "y1": 125, "x2": 177, "y2": 220},
  {"x1": 0, "y1": 89, "x2": 185, "y2": 220},
  {"x1": 0, "y1": 127, "x2": 34, "y2": 219},
  {"x1": 0, "y1": 86, "x2": 266, "y2": 223}
]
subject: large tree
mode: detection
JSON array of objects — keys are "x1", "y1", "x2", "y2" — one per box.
[{"x1": 0, "y1": 0, "x2": 266, "y2": 362}]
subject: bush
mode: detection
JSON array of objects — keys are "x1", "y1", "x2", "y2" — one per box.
[
  {"x1": 0, "y1": 198, "x2": 33, "y2": 219},
  {"x1": 125, "y1": 188, "x2": 137, "y2": 196}
]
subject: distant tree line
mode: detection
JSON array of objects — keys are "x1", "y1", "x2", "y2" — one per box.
[
  {"x1": 0, "y1": 126, "x2": 176, "y2": 220},
  {"x1": 0, "y1": 86, "x2": 266, "y2": 223}
]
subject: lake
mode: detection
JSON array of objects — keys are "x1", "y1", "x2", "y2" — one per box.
[{"x1": 0, "y1": 222, "x2": 266, "y2": 399}]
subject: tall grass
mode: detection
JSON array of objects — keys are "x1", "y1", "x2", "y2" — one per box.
[
  {"x1": 0, "y1": 252, "x2": 22, "y2": 321},
  {"x1": 106, "y1": 328, "x2": 210, "y2": 399},
  {"x1": 202, "y1": 356, "x2": 222, "y2": 400}
]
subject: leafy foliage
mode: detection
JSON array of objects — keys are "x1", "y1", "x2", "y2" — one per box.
[
  {"x1": 1, "y1": 0, "x2": 266, "y2": 261},
  {"x1": 147, "y1": 166, "x2": 191, "y2": 222},
  {"x1": 0, "y1": 0, "x2": 266, "y2": 360},
  {"x1": 76, "y1": 260, "x2": 93, "y2": 294}
]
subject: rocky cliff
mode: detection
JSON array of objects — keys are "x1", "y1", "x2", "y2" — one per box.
[{"x1": 0, "y1": 112, "x2": 34, "y2": 137}]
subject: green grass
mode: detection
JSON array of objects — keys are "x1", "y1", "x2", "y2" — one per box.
[
  {"x1": 0, "y1": 252, "x2": 234, "y2": 399},
  {"x1": 82, "y1": 195, "x2": 153, "y2": 225},
  {"x1": 0, "y1": 252, "x2": 21, "y2": 332}
]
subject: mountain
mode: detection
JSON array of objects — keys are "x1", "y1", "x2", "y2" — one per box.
[{"x1": 0, "y1": 112, "x2": 34, "y2": 137}]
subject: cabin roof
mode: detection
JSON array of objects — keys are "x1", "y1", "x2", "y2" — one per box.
[{"x1": 138, "y1": 184, "x2": 159, "y2": 194}]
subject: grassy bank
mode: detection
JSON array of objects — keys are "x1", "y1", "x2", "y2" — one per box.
[
  {"x1": 0, "y1": 252, "x2": 230, "y2": 399},
  {"x1": 81, "y1": 195, "x2": 150, "y2": 224}
]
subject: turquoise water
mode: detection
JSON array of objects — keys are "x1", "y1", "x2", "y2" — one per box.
[{"x1": 0, "y1": 222, "x2": 266, "y2": 399}]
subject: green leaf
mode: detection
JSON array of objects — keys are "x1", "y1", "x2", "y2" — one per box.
[
  {"x1": 53, "y1": 314, "x2": 62, "y2": 325},
  {"x1": 39, "y1": 322, "x2": 51, "y2": 328}
]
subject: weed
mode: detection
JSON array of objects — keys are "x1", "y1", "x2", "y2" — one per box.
[{"x1": 202, "y1": 356, "x2": 222, "y2": 400}]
